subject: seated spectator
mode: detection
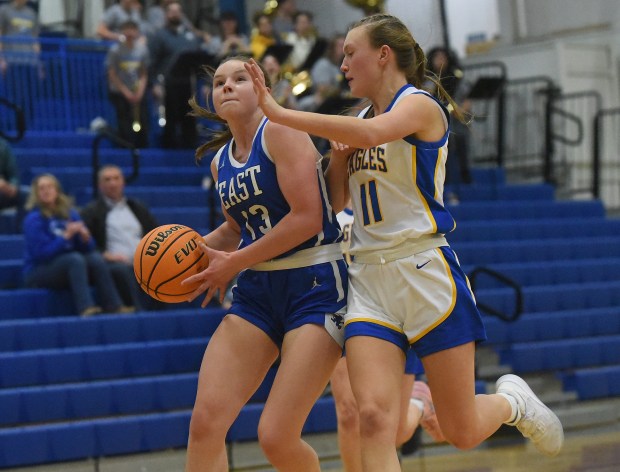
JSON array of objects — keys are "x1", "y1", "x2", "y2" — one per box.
[
  {"x1": 0, "y1": 136, "x2": 27, "y2": 230},
  {"x1": 81, "y1": 165, "x2": 161, "y2": 312},
  {"x1": 250, "y1": 11, "x2": 281, "y2": 60},
  {"x1": 204, "y1": 10, "x2": 250, "y2": 60},
  {"x1": 261, "y1": 51, "x2": 297, "y2": 109},
  {"x1": 96, "y1": 0, "x2": 146, "y2": 42},
  {"x1": 298, "y1": 33, "x2": 346, "y2": 111},
  {"x1": 22, "y1": 173, "x2": 132, "y2": 317},
  {"x1": 105, "y1": 20, "x2": 149, "y2": 148}
]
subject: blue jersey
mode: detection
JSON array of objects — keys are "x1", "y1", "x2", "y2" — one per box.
[{"x1": 214, "y1": 117, "x2": 342, "y2": 258}]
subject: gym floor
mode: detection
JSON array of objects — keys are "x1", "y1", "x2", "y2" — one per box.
[{"x1": 5, "y1": 425, "x2": 619, "y2": 471}]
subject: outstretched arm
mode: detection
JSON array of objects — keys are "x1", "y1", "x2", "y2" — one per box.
[{"x1": 245, "y1": 59, "x2": 442, "y2": 148}]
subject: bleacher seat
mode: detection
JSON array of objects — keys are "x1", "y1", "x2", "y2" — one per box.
[{"x1": 3, "y1": 131, "x2": 620, "y2": 469}]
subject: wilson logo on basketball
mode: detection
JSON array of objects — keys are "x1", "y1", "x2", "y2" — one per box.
[
  {"x1": 145, "y1": 225, "x2": 186, "y2": 256},
  {"x1": 134, "y1": 224, "x2": 209, "y2": 303}
]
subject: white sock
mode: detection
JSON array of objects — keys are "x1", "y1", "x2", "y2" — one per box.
[
  {"x1": 410, "y1": 398, "x2": 425, "y2": 417},
  {"x1": 498, "y1": 392, "x2": 520, "y2": 425}
]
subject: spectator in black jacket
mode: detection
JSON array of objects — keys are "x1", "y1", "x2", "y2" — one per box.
[{"x1": 81, "y1": 164, "x2": 160, "y2": 311}]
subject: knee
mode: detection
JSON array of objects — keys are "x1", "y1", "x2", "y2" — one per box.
[
  {"x1": 62, "y1": 252, "x2": 88, "y2": 273},
  {"x1": 85, "y1": 251, "x2": 107, "y2": 270},
  {"x1": 257, "y1": 421, "x2": 286, "y2": 461},
  {"x1": 335, "y1": 399, "x2": 360, "y2": 434},
  {"x1": 64, "y1": 252, "x2": 86, "y2": 265},
  {"x1": 187, "y1": 404, "x2": 225, "y2": 444},
  {"x1": 441, "y1": 427, "x2": 479, "y2": 451},
  {"x1": 357, "y1": 404, "x2": 393, "y2": 439}
]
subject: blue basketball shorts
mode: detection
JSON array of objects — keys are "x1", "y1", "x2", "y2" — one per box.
[
  {"x1": 405, "y1": 348, "x2": 424, "y2": 375},
  {"x1": 229, "y1": 259, "x2": 348, "y2": 348}
]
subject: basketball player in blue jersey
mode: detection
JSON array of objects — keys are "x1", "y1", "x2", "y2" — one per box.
[
  {"x1": 182, "y1": 56, "x2": 347, "y2": 472},
  {"x1": 246, "y1": 13, "x2": 563, "y2": 471}
]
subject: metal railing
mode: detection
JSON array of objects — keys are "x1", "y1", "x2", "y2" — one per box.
[
  {"x1": 0, "y1": 97, "x2": 25, "y2": 142},
  {"x1": 468, "y1": 266, "x2": 523, "y2": 322},
  {"x1": 593, "y1": 108, "x2": 620, "y2": 210},
  {"x1": 461, "y1": 61, "x2": 507, "y2": 166},
  {"x1": 502, "y1": 76, "x2": 556, "y2": 181},
  {"x1": 549, "y1": 90, "x2": 602, "y2": 199},
  {"x1": 91, "y1": 125, "x2": 140, "y2": 198}
]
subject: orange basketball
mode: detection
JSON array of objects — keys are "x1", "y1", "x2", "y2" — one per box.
[{"x1": 133, "y1": 224, "x2": 209, "y2": 303}]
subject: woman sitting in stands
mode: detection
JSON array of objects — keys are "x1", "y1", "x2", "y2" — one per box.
[{"x1": 22, "y1": 173, "x2": 132, "y2": 317}]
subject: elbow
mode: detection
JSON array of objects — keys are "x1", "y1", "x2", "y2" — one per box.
[{"x1": 353, "y1": 125, "x2": 383, "y2": 149}]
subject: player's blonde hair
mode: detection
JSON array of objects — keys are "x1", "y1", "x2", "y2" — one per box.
[{"x1": 351, "y1": 14, "x2": 464, "y2": 122}]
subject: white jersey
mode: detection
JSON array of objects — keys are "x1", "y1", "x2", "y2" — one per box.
[{"x1": 347, "y1": 84, "x2": 456, "y2": 256}]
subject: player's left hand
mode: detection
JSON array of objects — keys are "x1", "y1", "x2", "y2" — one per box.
[
  {"x1": 330, "y1": 140, "x2": 354, "y2": 160},
  {"x1": 183, "y1": 243, "x2": 238, "y2": 308}
]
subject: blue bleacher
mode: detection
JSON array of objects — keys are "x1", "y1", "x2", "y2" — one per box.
[{"x1": 2, "y1": 126, "x2": 620, "y2": 468}]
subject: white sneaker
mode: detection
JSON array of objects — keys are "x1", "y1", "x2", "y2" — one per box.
[{"x1": 496, "y1": 374, "x2": 564, "y2": 457}]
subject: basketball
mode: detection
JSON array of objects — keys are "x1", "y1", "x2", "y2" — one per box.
[{"x1": 133, "y1": 224, "x2": 209, "y2": 303}]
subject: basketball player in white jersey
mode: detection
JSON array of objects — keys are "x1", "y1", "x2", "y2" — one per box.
[
  {"x1": 246, "y1": 13, "x2": 563, "y2": 472},
  {"x1": 333, "y1": 204, "x2": 444, "y2": 471}
]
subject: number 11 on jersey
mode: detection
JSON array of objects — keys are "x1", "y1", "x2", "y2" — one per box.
[{"x1": 360, "y1": 180, "x2": 383, "y2": 226}]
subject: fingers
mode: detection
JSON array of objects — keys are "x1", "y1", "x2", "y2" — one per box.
[
  {"x1": 330, "y1": 140, "x2": 348, "y2": 151},
  {"x1": 181, "y1": 273, "x2": 203, "y2": 286},
  {"x1": 186, "y1": 281, "x2": 207, "y2": 302},
  {"x1": 200, "y1": 286, "x2": 217, "y2": 308},
  {"x1": 197, "y1": 241, "x2": 210, "y2": 256},
  {"x1": 244, "y1": 59, "x2": 267, "y2": 92}
]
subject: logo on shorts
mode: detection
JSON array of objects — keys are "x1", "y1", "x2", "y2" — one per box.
[
  {"x1": 330, "y1": 314, "x2": 344, "y2": 330},
  {"x1": 416, "y1": 260, "x2": 431, "y2": 269},
  {"x1": 311, "y1": 277, "x2": 321, "y2": 289}
]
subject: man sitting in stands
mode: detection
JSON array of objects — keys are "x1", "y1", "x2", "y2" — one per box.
[{"x1": 81, "y1": 164, "x2": 160, "y2": 311}]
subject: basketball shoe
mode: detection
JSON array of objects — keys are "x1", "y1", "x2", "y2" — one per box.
[
  {"x1": 496, "y1": 374, "x2": 564, "y2": 456},
  {"x1": 411, "y1": 381, "x2": 445, "y2": 442}
]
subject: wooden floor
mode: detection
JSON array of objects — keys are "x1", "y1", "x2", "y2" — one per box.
[
  {"x1": 5, "y1": 426, "x2": 620, "y2": 471},
  {"x1": 398, "y1": 428, "x2": 620, "y2": 472}
]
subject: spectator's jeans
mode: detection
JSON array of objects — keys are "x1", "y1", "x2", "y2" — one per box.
[
  {"x1": 25, "y1": 251, "x2": 123, "y2": 314},
  {"x1": 107, "y1": 260, "x2": 163, "y2": 311}
]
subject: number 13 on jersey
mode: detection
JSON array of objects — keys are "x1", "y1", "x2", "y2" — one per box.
[{"x1": 360, "y1": 180, "x2": 383, "y2": 226}]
